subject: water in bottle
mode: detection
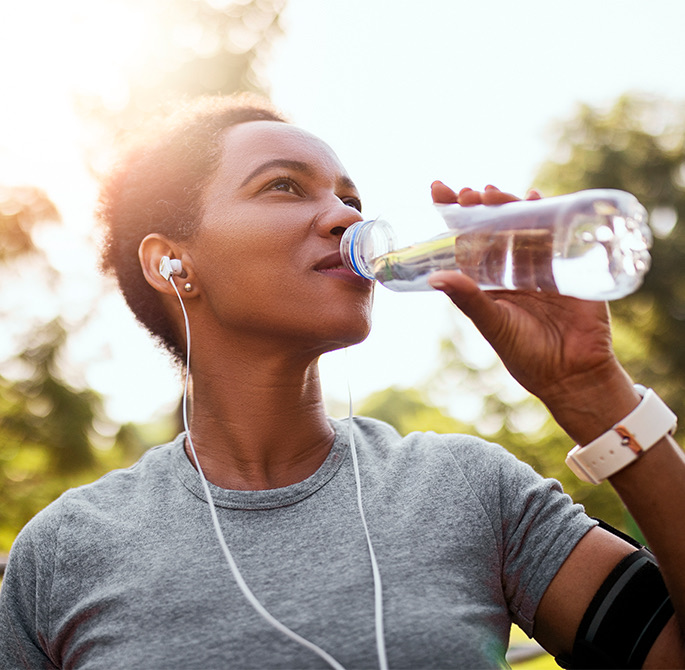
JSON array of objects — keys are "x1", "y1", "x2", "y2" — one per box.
[{"x1": 340, "y1": 189, "x2": 652, "y2": 301}]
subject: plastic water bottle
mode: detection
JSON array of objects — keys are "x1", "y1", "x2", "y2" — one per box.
[{"x1": 340, "y1": 189, "x2": 652, "y2": 301}]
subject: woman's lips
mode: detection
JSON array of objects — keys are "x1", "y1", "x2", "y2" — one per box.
[{"x1": 314, "y1": 252, "x2": 374, "y2": 288}]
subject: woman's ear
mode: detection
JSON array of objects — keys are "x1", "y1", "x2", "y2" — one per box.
[{"x1": 139, "y1": 234, "x2": 195, "y2": 296}]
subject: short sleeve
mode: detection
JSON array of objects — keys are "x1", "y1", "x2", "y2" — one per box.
[
  {"x1": 0, "y1": 499, "x2": 63, "y2": 669},
  {"x1": 451, "y1": 438, "x2": 596, "y2": 636}
]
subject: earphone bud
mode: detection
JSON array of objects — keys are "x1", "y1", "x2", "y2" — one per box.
[{"x1": 159, "y1": 256, "x2": 183, "y2": 280}]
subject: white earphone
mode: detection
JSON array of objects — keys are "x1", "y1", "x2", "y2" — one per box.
[{"x1": 159, "y1": 256, "x2": 183, "y2": 280}]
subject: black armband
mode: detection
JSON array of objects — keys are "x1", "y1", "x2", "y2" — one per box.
[{"x1": 555, "y1": 542, "x2": 674, "y2": 669}]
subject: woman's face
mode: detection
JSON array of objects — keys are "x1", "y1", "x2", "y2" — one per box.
[{"x1": 186, "y1": 120, "x2": 374, "y2": 355}]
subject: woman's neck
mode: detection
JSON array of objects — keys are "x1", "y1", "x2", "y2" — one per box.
[{"x1": 185, "y1": 354, "x2": 335, "y2": 491}]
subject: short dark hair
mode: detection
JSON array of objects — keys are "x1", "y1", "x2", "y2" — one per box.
[{"x1": 98, "y1": 93, "x2": 287, "y2": 364}]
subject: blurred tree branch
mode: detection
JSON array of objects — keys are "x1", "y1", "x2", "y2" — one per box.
[{"x1": 0, "y1": 185, "x2": 60, "y2": 262}]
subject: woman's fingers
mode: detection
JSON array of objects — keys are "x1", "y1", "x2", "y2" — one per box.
[
  {"x1": 431, "y1": 182, "x2": 528, "y2": 206},
  {"x1": 480, "y1": 185, "x2": 521, "y2": 205},
  {"x1": 431, "y1": 180, "x2": 460, "y2": 204},
  {"x1": 457, "y1": 187, "x2": 485, "y2": 206}
]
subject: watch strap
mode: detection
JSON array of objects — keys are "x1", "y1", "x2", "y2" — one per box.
[{"x1": 566, "y1": 388, "x2": 677, "y2": 485}]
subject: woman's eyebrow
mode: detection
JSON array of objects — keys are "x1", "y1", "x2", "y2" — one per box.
[
  {"x1": 239, "y1": 159, "x2": 313, "y2": 188},
  {"x1": 338, "y1": 174, "x2": 358, "y2": 194}
]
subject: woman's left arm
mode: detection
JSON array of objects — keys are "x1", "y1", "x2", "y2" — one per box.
[{"x1": 428, "y1": 182, "x2": 685, "y2": 665}]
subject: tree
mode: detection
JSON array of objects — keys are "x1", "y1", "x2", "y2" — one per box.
[
  {"x1": 0, "y1": 188, "x2": 116, "y2": 550},
  {"x1": 0, "y1": 186, "x2": 59, "y2": 263}
]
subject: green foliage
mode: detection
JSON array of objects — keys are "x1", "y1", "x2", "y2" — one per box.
[
  {"x1": 0, "y1": 319, "x2": 149, "y2": 551},
  {"x1": 508, "y1": 625, "x2": 556, "y2": 669},
  {"x1": 358, "y1": 386, "x2": 471, "y2": 437},
  {"x1": 0, "y1": 185, "x2": 60, "y2": 262},
  {"x1": 6, "y1": 320, "x2": 98, "y2": 474}
]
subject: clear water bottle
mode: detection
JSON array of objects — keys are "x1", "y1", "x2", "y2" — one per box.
[{"x1": 340, "y1": 189, "x2": 652, "y2": 301}]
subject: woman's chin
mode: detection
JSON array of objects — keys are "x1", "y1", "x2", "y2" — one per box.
[{"x1": 308, "y1": 322, "x2": 372, "y2": 357}]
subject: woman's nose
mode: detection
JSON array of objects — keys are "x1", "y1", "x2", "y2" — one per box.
[{"x1": 316, "y1": 201, "x2": 364, "y2": 238}]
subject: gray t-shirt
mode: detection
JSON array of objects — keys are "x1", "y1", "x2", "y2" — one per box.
[{"x1": 0, "y1": 416, "x2": 594, "y2": 669}]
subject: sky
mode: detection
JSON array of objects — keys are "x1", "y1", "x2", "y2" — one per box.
[{"x1": 2, "y1": 0, "x2": 685, "y2": 424}]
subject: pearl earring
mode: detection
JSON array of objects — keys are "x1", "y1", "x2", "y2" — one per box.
[{"x1": 183, "y1": 283, "x2": 192, "y2": 292}]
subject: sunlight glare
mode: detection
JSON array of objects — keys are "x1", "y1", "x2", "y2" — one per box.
[{"x1": 2, "y1": 1, "x2": 153, "y2": 113}]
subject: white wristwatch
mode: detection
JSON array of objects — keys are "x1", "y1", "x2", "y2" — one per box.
[{"x1": 566, "y1": 386, "x2": 677, "y2": 485}]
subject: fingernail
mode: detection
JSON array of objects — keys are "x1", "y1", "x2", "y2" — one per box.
[{"x1": 428, "y1": 276, "x2": 448, "y2": 291}]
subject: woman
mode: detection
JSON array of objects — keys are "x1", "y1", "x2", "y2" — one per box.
[{"x1": 1, "y1": 93, "x2": 684, "y2": 669}]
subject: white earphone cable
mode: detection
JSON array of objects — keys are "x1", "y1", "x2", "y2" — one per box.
[
  {"x1": 169, "y1": 278, "x2": 347, "y2": 670},
  {"x1": 345, "y1": 348, "x2": 389, "y2": 670}
]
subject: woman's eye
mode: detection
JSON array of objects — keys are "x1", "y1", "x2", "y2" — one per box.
[
  {"x1": 267, "y1": 178, "x2": 301, "y2": 195},
  {"x1": 343, "y1": 197, "x2": 362, "y2": 212}
]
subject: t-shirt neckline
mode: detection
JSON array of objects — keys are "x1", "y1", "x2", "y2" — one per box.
[{"x1": 171, "y1": 419, "x2": 349, "y2": 510}]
